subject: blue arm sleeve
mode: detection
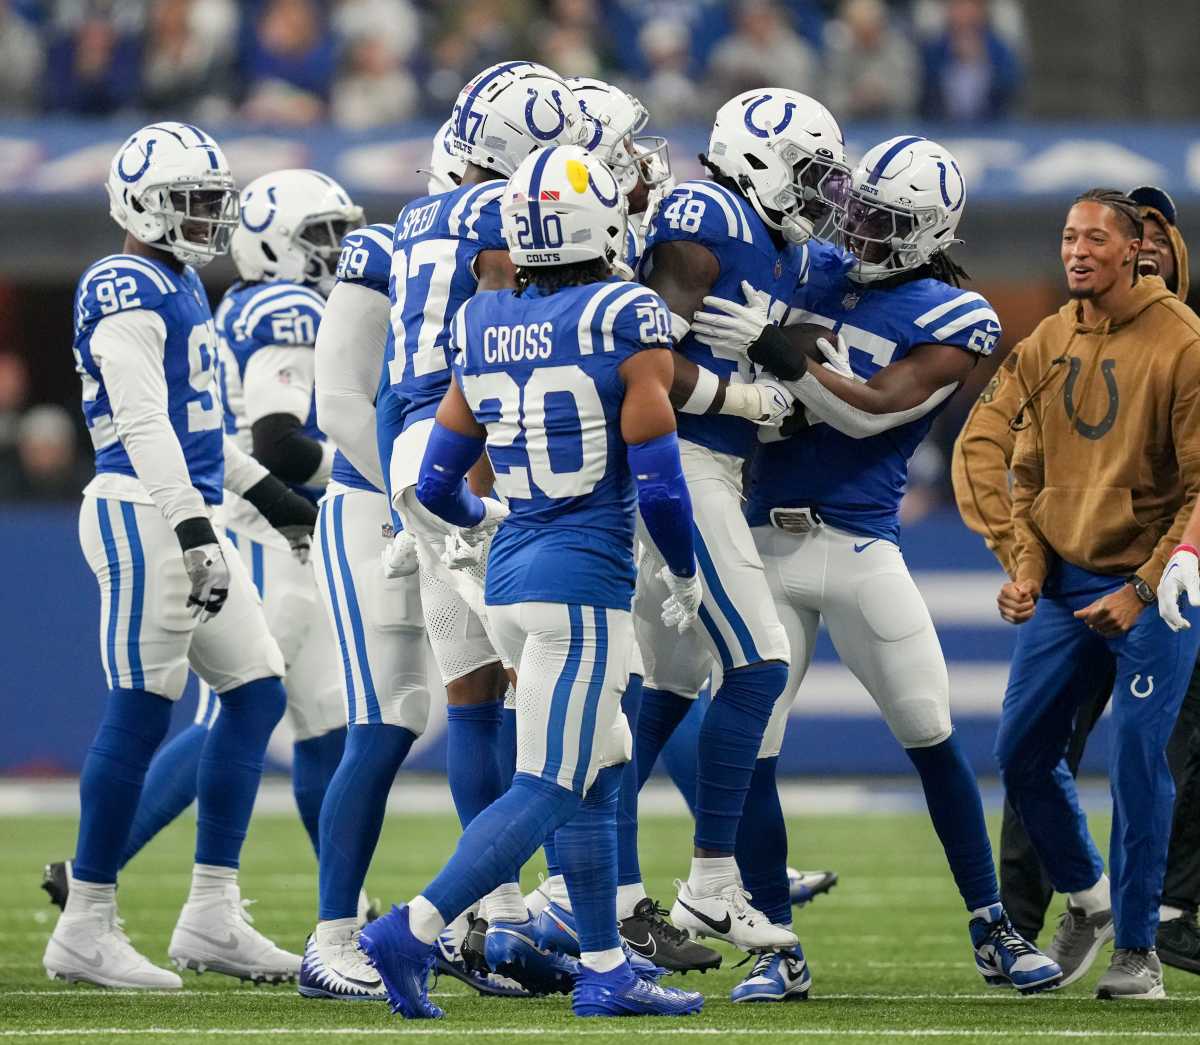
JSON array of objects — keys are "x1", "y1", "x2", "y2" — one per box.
[
  {"x1": 628, "y1": 432, "x2": 696, "y2": 578},
  {"x1": 415, "y1": 421, "x2": 487, "y2": 528}
]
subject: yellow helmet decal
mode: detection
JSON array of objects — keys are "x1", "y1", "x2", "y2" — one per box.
[{"x1": 566, "y1": 158, "x2": 589, "y2": 195}]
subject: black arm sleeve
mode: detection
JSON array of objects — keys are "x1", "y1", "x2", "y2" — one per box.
[
  {"x1": 250, "y1": 412, "x2": 324, "y2": 484},
  {"x1": 746, "y1": 324, "x2": 809, "y2": 381}
]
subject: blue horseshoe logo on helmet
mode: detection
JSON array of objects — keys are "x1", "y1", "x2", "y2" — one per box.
[
  {"x1": 936, "y1": 161, "x2": 965, "y2": 211},
  {"x1": 526, "y1": 88, "x2": 568, "y2": 141},
  {"x1": 117, "y1": 138, "x2": 157, "y2": 183},
  {"x1": 589, "y1": 170, "x2": 619, "y2": 208},
  {"x1": 744, "y1": 95, "x2": 797, "y2": 138},
  {"x1": 241, "y1": 187, "x2": 278, "y2": 232}
]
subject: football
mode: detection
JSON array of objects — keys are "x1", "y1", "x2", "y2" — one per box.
[{"x1": 749, "y1": 321, "x2": 835, "y2": 380}]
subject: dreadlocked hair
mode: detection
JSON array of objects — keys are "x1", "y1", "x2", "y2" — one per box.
[
  {"x1": 515, "y1": 256, "x2": 611, "y2": 296},
  {"x1": 698, "y1": 153, "x2": 744, "y2": 198},
  {"x1": 1074, "y1": 188, "x2": 1143, "y2": 241},
  {"x1": 873, "y1": 250, "x2": 971, "y2": 291}
]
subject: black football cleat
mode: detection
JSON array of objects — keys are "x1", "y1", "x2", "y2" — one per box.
[
  {"x1": 620, "y1": 898, "x2": 722, "y2": 974},
  {"x1": 41, "y1": 861, "x2": 71, "y2": 911}
]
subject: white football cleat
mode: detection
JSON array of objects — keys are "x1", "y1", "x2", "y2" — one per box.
[
  {"x1": 44, "y1": 903, "x2": 182, "y2": 989},
  {"x1": 298, "y1": 924, "x2": 386, "y2": 1000},
  {"x1": 671, "y1": 879, "x2": 798, "y2": 951},
  {"x1": 169, "y1": 885, "x2": 301, "y2": 983}
]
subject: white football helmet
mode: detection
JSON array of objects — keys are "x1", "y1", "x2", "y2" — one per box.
[
  {"x1": 106, "y1": 121, "x2": 238, "y2": 267},
  {"x1": 231, "y1": 169, "x2": 363, "y2": 292},
  {"x1": 502, "y1": 145, "x2": 627, "y2": 269},
  {"x1": 425, "y1": 119, "x2": 467, "y2": 195},
  {"x1": 706, "y1": 90, "x2": 847, "y2": 244},
  {"x1": 566, "y1": 76, "x2": 671, "y2": 199},
  {"x1": 836, "y1": 136, "x2": 966, "y2": 284},
  {"x1": 450, "y1": 61, "x2": 591, "y2": 177}
]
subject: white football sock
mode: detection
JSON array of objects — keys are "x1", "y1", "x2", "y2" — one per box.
[
  {"x1": 546, "y1": 874, "x2": 572, "y2": 912},
  {"x1": 445, "y1": 909, "x2": 472, "y2": 948},
  {"x1": 525, "y1": 882, "x2": 552, "y2": 917},
  {"x1": 616, "y1": 882, "x2": 648, "y2": 921},
  {"x1": 1160, "y1": 904, "x2": 1184, "y2": 923},
  {"x1": 687, "y1": 855, "x2": 738, "y2": 896},
  {"x1": 186, "y1": 863, "x2": 237, "y2": 903},
  {"x1": 581, "y1": 946, "x2": 625, "y2": 973},
  {"x1": 484, "y1": 882, "x2": 528, "y2": 924},
  {"x1": 63, "y1": 874, "x2": 115, "y2": 916},
  {"x1": 1070, "y1": 874, "x2": 1110, "y2": 915},
  {"x1": 408, "y1": 895, "x2": 445, "y2": 945}
]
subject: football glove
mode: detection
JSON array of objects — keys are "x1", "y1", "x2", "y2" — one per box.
[
  {"x1": 659, "y1": 565, "x2": 702, "y2": 634},
  {"x1": 1158, "y1": 546, "x2": 1200, "y2": 631},
  {"x1": 382, "y1": 529, "x2": 419, "y2": 578},
  {"x1": 690, "y1": 280, "x2": 771, "y2": 356},
  {"x1": 242, "y1": 475, "x2": 319, "y2": 564},
  {"x1": 816, "y1": 332, "x2": 854, "y2": 380},
  {"x1": 748, "y1": 378, "x2": 796, "y2": 426},
  {"x1": 442, "y1": 499, "x2": 509, "y2": 570},
  {"x1": 175, "y1": 517, "x2": 230, "y2": 622}
]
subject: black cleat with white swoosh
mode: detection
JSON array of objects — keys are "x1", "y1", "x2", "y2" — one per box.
[{"x1": 619, "y1": 898, "x2": 722, "y2": 974}]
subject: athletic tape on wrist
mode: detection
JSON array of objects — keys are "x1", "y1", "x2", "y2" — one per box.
[{"x1": 679, "y1": 366, "x2": 720, "y2": 415}]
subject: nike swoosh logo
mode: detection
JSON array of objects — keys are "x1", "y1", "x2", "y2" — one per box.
[
  {"x1": 342, "y1": 973, "x2": 382, "y2": 988},
  {"x1": 675, "y1": 899, "x2": 732, "y2": 936},
  {"x1": 56, "y1": 943, "x2": 106, "y2": 968},
  {"x1": 178, "y1": 926, "x2": 240, "y2": 951},
  {"x1": 853, "y1": 540, "x2": 880, "y2": 553},
  {"x1": 622, "y1": 932, "x2": 656, "y2": 957}
]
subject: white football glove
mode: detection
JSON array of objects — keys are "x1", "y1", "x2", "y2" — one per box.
[
  {"x1": 816, "y1": 332, "x2": 854, "y2": 380},
  {"x1": 182, "y1": 543, "x2": 231, "y2": 622},
  {"x1": 747, "y1": 378, "x2": 796, "y2": 427},
  {"x1": 659, "y1": 565, "x2": 702, "y2": 634},
  {"x1": 381, "y1": 529, "x2": 418, "y2": 578},
  {"x1": 690, "y1": 280, "x2": 771, "y2": 356},
  {"x1": 443, "y1": 498, "x2": 510, "y2": 571},
  {"x1": 1158, "y1": 548, "x2": 1200, "y2": 631}
]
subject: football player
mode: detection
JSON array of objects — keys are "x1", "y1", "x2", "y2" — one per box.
[
  {"x1": 693, "y1": 136, "x2": 1062, "y2": 994},
  {"x1": 380, "y1": 61, "x2": 593, "y2": 993},
  {"x1": 44, "y1": 123, "x2": 315, "y2": 988},
  {"x1": 359, "y1": 143, "x2": 704, "y2": 1021},
  {"x1": 626, "y1": 91, "x2": 846, "y2": 992}
]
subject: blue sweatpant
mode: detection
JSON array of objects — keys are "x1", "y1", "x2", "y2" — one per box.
[{"x1": 995, "y1": 561, "x2": 1200, "y2": 948}]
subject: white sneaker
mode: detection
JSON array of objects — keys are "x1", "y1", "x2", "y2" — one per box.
[
  {"x1": 670, "y1": 879, "x2": 798, "y2": 951},
  {"x1": 297, "y1": 924, "x2": 385, "y2": 1000},
  {"x1": 169, "y1": 885, "x2": 301, "y2": 983},
  {"x1": 44, "y1": 904, "x2": 182, "y2": 989}
]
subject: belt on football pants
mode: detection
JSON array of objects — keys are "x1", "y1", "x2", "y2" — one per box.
[{"x1": 768, "y1": 507, "x2": 823, "y2": 534}]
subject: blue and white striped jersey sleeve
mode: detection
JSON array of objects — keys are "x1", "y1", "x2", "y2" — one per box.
[
  {"x1": 444, "y1": 183, "x2": 506, "y2": 248},
  {"x1": 75, "y1": 254, "x2": 176, "y2": 334},
  {"x1": 642, "y1": 180, "x2": 756, "y2": 261},
  {"x1": 232, "y1": 282, "x2": 326, "y2": 349},
  {"x1": 335, "y1": 223, "x2": 394, "y2": 297},
  {"x1": 909, "y1": 288, "x2": 1002, "y2": 357},
  {"x1": 571, "y1": 283, "x2": 673, "y2": 360}
]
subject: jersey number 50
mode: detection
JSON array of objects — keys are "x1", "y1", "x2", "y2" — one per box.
[{"x1": 461, "y1": 365, "x2": 606, "y2": 500}]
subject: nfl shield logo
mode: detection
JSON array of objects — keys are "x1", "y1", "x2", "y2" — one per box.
[
  {"x1": 774, "y1": 259, "x2": 782, "y2": 278},
  {"x1": 842, "y1": 291, "x2": 860, "y2": 309}
]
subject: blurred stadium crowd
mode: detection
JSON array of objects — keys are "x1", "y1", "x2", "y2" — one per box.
[{"x1": 0, "y1": 0, "x2": 1025, "y2": 128}]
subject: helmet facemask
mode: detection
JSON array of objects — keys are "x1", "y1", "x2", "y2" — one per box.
[
  {"x1": 147, "y1": 177, "x2": 240, "y2": 267},
  {"x1": 836, "y1": 190, "x2": 941, "y2": 281},
  {"x1": 773, "y1": 146, "x2": 850, "y2": 244},
  {"x1": 295, "y1": 208, "x2": 364, "y2": 290}
]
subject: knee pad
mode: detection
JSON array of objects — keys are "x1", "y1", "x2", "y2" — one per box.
[{"x1": 717, "y1": 660, "x2": 789, "y2": 722}]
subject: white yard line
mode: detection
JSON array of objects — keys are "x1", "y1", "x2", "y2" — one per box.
[{"x1": 2, "y1": 1029, "x2": 1199, "y2": 1039}]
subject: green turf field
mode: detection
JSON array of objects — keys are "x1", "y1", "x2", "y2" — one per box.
[{"x1": 1, "y1": 804, "x2": 1196, "y2": 1043}]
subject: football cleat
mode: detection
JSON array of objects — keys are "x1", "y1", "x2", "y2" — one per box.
[
  {"x1": 787, "y1": 868, "x2": 838, "y2": 908},
  {"x1": 41, "y1": 860, "x2": 71, "y2": 911},
  {"x1": 524, "y1": 881, "x2": 552, "y2": 918},
  {"x1": 298, "y1": 925, "x2": 385, "y2": 1001},
  {"x1": 573, "y1": 960, "x2": 704, "y2": 1018},
  {"x1": 434, "y1": 928, "x2": 531, "y2": 998},
  {"x1": 358, "y1": 890, "x2": 381, "y2": 925},
  {"x1": 44, "y1": 903, "x2": 182, "y2": 989},
  {"x1": 358, "y1": 905, "x2": 443, "y2": 1019},
  {"x1": 1044, "y1": 903, "x2": 1114, "y2": 987},
  {"x1": 533, "y1": 901, "x2": 580, "y2": 956},
  {"x1": 1096, "y1": 948, "x2": 1166, "y2": 1000},
  {"x1": 168, "y1": 886, "x2": 301, "y2": 983},
  {"x1": 1157, "y1": 911, "x2": 1200, "y2": 974},
  {"x1": 485, "y1": 917, "x2": 579, "y2": 995},
  {"x1": 970, "y1": 904, "x2": 1062, "y2": 995},
  {"x1": 730, "y1": 947, "x2": 812, "y2": 1003},
  {"x1": 670, "y1": 880, "x2": 798, "y2": 951},
  {"x1": 620, "y1": 897, "x2": 722, "y2": 974}
]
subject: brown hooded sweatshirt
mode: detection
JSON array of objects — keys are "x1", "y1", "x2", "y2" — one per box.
[{"x1": 951, "y1": 204, "x2": 1190, "y2": 578}]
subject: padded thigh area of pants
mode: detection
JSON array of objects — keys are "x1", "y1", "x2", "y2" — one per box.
[{"x1": 857, "y1": 572, "x2": 929, "y2": 643}]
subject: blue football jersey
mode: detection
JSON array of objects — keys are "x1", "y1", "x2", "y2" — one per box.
[
  {"x1": 215, "y1": 279, "x2": 326, "y2": 502},
  {"x1": 452, "y1": 277, "x2": 672, "y2": 611},
  {"x1": 640, "y1": 179, "x2": 809, "y2": 459},
  {"x1": 747, "y1": 241, "x2": 1002, "y2": 541},
  {"x1": 387, "y1": 181, "x2": 507, "y2": 427},
  {"x1": 330, "y1": 222, "x2": 395, "y2": 493},
  {"x1": 73, "y1": 254, "x2": 224, "y2": 503}
]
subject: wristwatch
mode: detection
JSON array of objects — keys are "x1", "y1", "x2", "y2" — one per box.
[{"x1": 1128, "y1": 575, "x2": 1155, "y2": 604}]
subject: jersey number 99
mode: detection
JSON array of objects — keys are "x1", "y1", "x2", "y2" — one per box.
[{"x1": 461, "y1": 364, "x2": 606, "y2": 500}]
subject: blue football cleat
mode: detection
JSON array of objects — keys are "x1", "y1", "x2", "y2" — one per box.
[
  {"x1": 485, "y1": 918, "x2": 579, "y2": 995},
  {"x1": 730, "y1": 948, "x2": 811, "y2": 1002},
  {"x1": 573, "y1": 960, "x2": 704, "y2": 1017},
  {"x1": 970, "y1": 903, "x2": 1062, "y2": 995},
  {"x1": 434, "y1": 929, "x2": 531, "y2": 998},
  {"x1": 358, "y1": 905, "x2": 443, "y2": 1019},
  {"x1": 533, "y1": 902, "x2": 580, "y2": 956},
  {"x1": 788, "y1": 868, "x2": 838, "y2": 908}
]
